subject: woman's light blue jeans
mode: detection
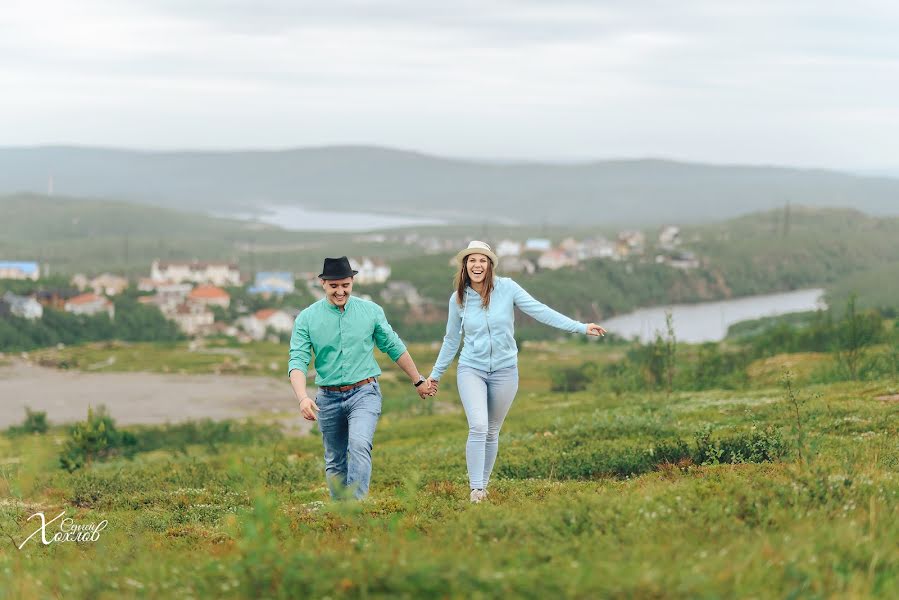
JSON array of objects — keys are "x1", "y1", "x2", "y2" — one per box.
[
  {"x1": 456, "y1": 364, "x2": 519, "y2": 490},
  {"x1": 315, "y1": 381, "x2": 382, "y2": 500}
]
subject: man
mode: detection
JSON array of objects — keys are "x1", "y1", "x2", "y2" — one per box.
[{"x1": 288, "y1": 256, "x2": 434, "y2": 500}]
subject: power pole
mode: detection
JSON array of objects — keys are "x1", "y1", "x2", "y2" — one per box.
[{"x1": 783, "y1": 201, "x2": 791, "y2": 238}]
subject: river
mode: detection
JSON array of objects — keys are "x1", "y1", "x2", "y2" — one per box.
[
  {"x1": 221, "y1": 205, "x2": 445, "y2": 231},
  {"x1": 601, "y1": 288, "x2": 826, "y2": 343}
]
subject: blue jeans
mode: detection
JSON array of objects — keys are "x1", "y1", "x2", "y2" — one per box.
[
  {"x1": 456, "y1": 364, "x2": 519, "y2": 490},
  {"x1": 316, "y1": 381, "x2": 382, "y2": 500}
]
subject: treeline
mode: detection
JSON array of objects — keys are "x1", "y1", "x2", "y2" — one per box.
[{"x1": 0, "y1": 296, "x2": 183, "y2": 352}]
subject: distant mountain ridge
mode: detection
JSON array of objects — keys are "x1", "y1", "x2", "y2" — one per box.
[{"x1": 1, "y1": 145, "x2": 897, "y2": 225}]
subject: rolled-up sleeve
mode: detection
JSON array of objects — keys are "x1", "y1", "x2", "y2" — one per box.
[
  {"x1": 511, "y1": 280, "x2": 587, "y2": 334},
  {"x1": 430, "y1": 293, "x2": 462, "y2": 380},
  {"x1": 287, "y1": 311, "x2": 312, "y2": 377},
  {"x1": 373, "y1": 305, "x2": 407, "y2": 361}
]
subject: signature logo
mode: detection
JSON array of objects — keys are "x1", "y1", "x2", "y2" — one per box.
[{"x1": 17, "y1": 511, "x2": 108, "y2": 549}]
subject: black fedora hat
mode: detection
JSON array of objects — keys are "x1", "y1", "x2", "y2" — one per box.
[{"x1": 318, "y1": 256, "x2": 358, "y2": 280}]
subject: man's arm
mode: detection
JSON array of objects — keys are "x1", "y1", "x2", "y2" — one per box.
[
  {"x1": 372, "y1": 305, "x2": 432, "y2": 397},
  {"x1": 288, "y1": 312, "x2": 318, "y2": 420},
  {"x1": 290, "y1": 370, "x2": 319, "y2": 421},
  {"x1": 395, "y1": 351, "x2": 434, "y2": 398}
]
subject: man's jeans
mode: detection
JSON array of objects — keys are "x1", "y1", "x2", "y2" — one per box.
[{"x1": 316, "y1": 380, "x2": 382, "y2": 500}]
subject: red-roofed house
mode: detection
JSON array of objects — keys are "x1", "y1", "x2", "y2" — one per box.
[
  {"x1": 238, "y1": 308, "x2": 295, "y2": 340},
  {"x1": 64, "y1": 293, "x2": 115, "y2": 319},
  {"x1": 187, "y1": 285, "x2": 230, "y2": 309}
]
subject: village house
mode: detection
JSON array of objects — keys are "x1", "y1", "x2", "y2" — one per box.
[
  {"x1": 187, "y1": 285, "x2": 231, "y2": 309},
  {"x1": 1, "y1": 291, "x2": 43, "y2": 320},
  {"x1": 380, "y1": 281, "x2": 423, "y2": 305},
  {"x1": 537, "y1": 249, "x2": 578, "y2": 271},
  {"x1": 238, "y1": 308, "x2": 295, "y2": 340},
  {"x1": 350, "y1": 257, "x2": 391, "y2": 284},
  {"x1": 669, "y1": 250, "x2": 700, "y2": 270},
  {"x1": 0, "y1": 261, "x2": 40, "y2": 281},
  {"x1": 137, "y1": 277, "x2": 162, "y2": 292},
  {"x1": 617, "y1": 231, "x2": 646, "y2": 257},
  {"x1": 71, "y1": 274, "x2": 89, "y2": 290},
  {"x1": 150, "y1": 283, "x2": 193, "y2": 311},
  {"x1": 64, "y1": 293, "x2": 115, "y2": 319},
  {"x1": 498, "y1": 256, "x2": 536, "y2": 275},
  {"x1": 170, "y1": 303, "x2": 214, "y2": 336},
  {"x1": 658, "y1": 225, "x2": 682, "y2": 250},
  {"x1": 496, "y1": 240, "x2": 522, "y2": 257},
  {"x1": 524, "y1": 238, "x2": 552, "y2": 252},
  {"x1": 248, "y1": 272, "x2": 295, "y2": 296},
  {"x1": 150, "y1": 260, "x2": 241, "y2": 287},
  {"x1": 88, "y1": 273, "x2": 129, "y2": 296},
  {"x1": 582, "y1": 237, "x2": 618, "y2": 260},
  {"x1": 34, "y1": 289, "x2": 77, "y2": 310}
]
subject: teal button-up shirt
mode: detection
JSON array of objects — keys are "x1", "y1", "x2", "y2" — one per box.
[{"x1": 288, "y1": 296, "x2": 407, "y2": 386}]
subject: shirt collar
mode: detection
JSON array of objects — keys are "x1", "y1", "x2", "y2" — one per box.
[{"x1": 325, "y1": 296, "x2": 353, "y2": 313}]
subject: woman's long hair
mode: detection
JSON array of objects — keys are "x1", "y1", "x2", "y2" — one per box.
[{"x1": 455, "y1": 256, "x2": 495, "y2": 308}]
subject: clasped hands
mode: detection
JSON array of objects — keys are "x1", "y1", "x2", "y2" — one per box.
[{"x1": 416, "y1": 377, "x2": 439, "y2": 399}]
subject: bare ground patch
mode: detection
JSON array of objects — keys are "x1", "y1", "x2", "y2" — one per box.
[{"x1": 0, "y1": 359, "x2": 314, "y2": 435}]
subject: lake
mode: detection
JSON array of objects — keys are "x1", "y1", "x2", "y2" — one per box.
[
  {"x1": 221, "y1": 205, "x2": 445, "y2": 231},
  {"x1": 602, "y1": 288, "x2": 826, "y2": 343}
]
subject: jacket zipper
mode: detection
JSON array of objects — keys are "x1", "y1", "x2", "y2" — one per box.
[{"x1": 486, "y1": 302, "x2": 493, "y2": 372}]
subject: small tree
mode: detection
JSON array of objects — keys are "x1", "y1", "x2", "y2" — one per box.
[
  {"x1": 835, "y1": 295, "x2": 881, "y2": 379},
  {"x1": 59, "y1": 406, "x2": 137, "y2": 472}
]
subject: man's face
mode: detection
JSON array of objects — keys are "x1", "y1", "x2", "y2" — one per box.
[{"x1": 322, "y1": 276, "x2": 353, "y2": 308}]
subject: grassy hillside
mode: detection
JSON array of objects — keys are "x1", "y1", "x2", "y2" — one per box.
[
  {"x1": 3, "y1": 146, "x2": 899, "y2": 225},
  {"x1": 2, "y1": 339, "x2": 897, "y2": 597}
]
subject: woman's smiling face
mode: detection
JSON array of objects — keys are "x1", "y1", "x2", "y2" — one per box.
[{"x1": 466, "y1": 253, "x2": 491, "y2": 285}]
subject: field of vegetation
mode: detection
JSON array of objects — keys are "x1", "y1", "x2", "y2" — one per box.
[{"x1": 2, "y1": 304, "x2": 897, "y2": 598}]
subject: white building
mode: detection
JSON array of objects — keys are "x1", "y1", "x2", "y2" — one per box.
[
  {"x1": 152, "y1": 283, "x2": 193, "y2": 311},
  {"x1": 2, "y1": 292, "x2": 43, "y2": 320},
  {"x1": 350, "y1": 257, "x2": 391, "y2": 284},
  {"x1": 238, "y1": 308, "x2": 295, "y2": 340},
  {"x1": 496, "y1": 240, "x2": 522, "y2": 257},
  {"x1": 150, "y1": 260, "x2": 241, "y2": 286},
  {"x1": 170, "y1": 303, "x2": 214, "y2": 335},
  {"x1": 582, "y1": 238, "x2": 617, "y2": 260},
  {"x1": 658, "y1": 226, "x2": 681, "y2": 250}
]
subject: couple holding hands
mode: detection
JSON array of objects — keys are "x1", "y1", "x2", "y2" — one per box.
[{"x1": 288, "y1": 241, "x2": 606, "y2": 503}]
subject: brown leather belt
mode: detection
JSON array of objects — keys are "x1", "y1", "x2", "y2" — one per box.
[{"x1": 321, "y1": 377, "x2": 377, "y2": 392}]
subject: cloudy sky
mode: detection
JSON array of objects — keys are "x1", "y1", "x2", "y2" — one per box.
[{"x1": 2, "y1": 0, "x2": 898, "y2": 169}]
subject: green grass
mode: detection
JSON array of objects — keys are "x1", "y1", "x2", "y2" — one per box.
[{"x1": 1, "y1": 341, "x2": 898, "y2": 598}]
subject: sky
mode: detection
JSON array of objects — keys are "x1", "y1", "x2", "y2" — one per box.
[{"x1": 2, "y1": 0, "x2": 898, "y2": 169}]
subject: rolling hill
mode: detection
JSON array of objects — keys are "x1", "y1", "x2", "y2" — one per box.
[{"x1": 2, "y1": 146, "x2": 898, "y2": 225}]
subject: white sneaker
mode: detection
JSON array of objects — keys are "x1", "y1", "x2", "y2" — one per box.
[{"x1": 469, "y1": 489, "x2": 486, "y2": 503}]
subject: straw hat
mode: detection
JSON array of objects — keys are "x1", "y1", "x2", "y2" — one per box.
[{"x1": 455, "y1": 241, "x2": 498, "y2": 268}]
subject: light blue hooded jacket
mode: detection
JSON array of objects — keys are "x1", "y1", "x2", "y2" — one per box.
[{"x1": 429, "y1": 277, "x2": 587, "y2": 380}]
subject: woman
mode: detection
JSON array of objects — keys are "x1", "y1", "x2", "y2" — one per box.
[{"x1": 428, "y1": 241, "x2": 605, "y2": 503}]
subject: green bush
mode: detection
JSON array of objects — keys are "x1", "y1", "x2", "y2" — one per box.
[
  {"x1": 59, "y1": 406, "x2": 137, "y2": 472},
  {"x1": 550, "y1": 362, "x2": 597, "y2": 393},
  {"x1": 5, "y1": 407, "x2": 49, "y2": 435}
]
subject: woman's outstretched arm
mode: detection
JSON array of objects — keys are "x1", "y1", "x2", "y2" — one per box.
[{"x1": 510, "y1": 279, "x2": 592, "y2": 334}]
